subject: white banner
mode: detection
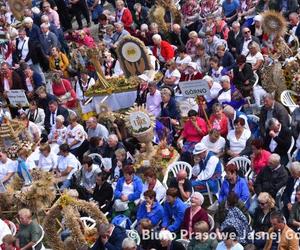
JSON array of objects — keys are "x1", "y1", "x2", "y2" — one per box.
[
  {"x1": 7, "y1": 89, "x2": 29, "y2": 107},
  {"x1": 179, "y1": 80, "x2": 209, "y2": 98}
]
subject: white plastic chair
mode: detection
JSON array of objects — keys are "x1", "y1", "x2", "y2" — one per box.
[
  {"x1": 7, "y1": 220, "x2": 17, "y2": 236},
  {"x1": 32, "y1": 225, "x2": 45, "y2": 250},
  {"x1": 208, "y1": 214, "x2": 215, "y2": 232},
  {"x1": 280, "y1": 90, "x2": 299, "y2": 113},
  {"x1": 253, "y1": 72, "x2": 259, "y2": 87},
  {"x1": 228, "y1": 157, "x2": 252, "y2": 178},
  {"x1": 126, "y1": 229, "x2": 141, "y2": 245},
  {"x1": 162, "y1": 161, "x2": 192, "y2": 188},
  {"x1": 288, "y1": 136, "x2": 295, "y2": 165},
  {"x1": 276, "y1": 186, "x2": 286, "y2": 210},
  {"x1": 177, "y1": 239, "x2": 190, "y2": 248},
  {"x1": 80, "y1": 217, "x2": 97, "y2": 230}
]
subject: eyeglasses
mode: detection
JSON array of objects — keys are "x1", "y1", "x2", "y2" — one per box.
[{"x1": 243, "y1": 30, "x2": 251, "y2": 34}]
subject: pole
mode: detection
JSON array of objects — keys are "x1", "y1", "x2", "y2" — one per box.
[{"x1": 197, "y1": 96, "x2": 211, "y2": 129}]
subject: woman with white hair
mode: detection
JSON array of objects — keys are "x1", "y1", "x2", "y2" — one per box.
[
  {"x1": 122, "y1": 238, "x2": 137, "y2": 250},
  {"x1": 65, "y1": 113, "x2": 88, "y2": 159},
  {"x1": 181, "y1": 192, "x2": 209, "y2": 237},
  {"x1": 186, "y1": 31, "x2": 202, "y2": 59},
  {"x1": 217, "y1": 75, "x2": 245, "y2": 109},
  {"x1": 152, "y1": 34, "x2": 174, "y2": 64},
  {"x1": 158, "y1": 230, "x2": 185, "y2": 250},
  {"x1": 48, "y1": 115, "x2": 67, "y2": 145}
]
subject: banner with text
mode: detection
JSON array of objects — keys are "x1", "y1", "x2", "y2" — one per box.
[{"x1": 179, "y1": 80, "x2": 209, "y2": 98}]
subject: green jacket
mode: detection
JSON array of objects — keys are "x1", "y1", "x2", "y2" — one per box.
[{"x1": 187, "y1": 238, "x2": 218, "y2": 250}]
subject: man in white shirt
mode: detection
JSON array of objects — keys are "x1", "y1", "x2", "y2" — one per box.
[
  {"x1": 146, "y1": 82, "x2": 162, "y2": 117},
  {"x1": 86, "y1": 117, "x2": 109, "y2": 141},
  {"x1": 191, "y1": 142, "x2": 222, "y2": 193},
  {"x1": 203, "y1": 75, "x2": 222, "y2": 105},
  {"x1": 0, "y1": 151, "x2": 16, "y2": 185},
  {"x1": 201, "y1": 129, "x2": 225, "y2": 157},
  {"x1": 55, "y1": 143, "x2": 79, "y2": 190}
]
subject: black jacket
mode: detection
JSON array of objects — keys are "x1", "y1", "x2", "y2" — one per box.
[
  {"x1": 253, "y1": 207, "x2": 277, "y2": 232},
  {"x1": 254, "y1": 165, "x2": 289, "y2": 198},
  {"x1": 282, "y1": 176, "x2": 297, "y2": 205},
  {"x1": 227, "y1": 30, "x2": 243, "y2": 56},
  {"x1": 44, "y1": 105, "x2": 69, "y2": 132},
  {"x1": 237, "y1": 36, "x2": 260, "y2": 55},
  {"x1": 93, "y1": 181, "x2": 113, "y2": 212},
  {"x1": 168, "y1": 28, "x2": 189, "y2": 48},
  {"x1": 259, "y1": 101, "x2": 290, "y2": 136},
  {"x1": 264, "y1": 125, "x2": 292, "y2": 158}
]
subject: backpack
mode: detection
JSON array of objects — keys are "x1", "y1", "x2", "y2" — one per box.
[{"x1": 111, "y1": 215, "x2": 132, "y2": 229}]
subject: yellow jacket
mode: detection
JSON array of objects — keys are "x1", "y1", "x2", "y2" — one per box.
[
  {"x1": 263, "y1": 225, "x2": 299, "y2": 250},
  {"x1": 49, "y1": 52, "x2": 70, "y2": 78}
]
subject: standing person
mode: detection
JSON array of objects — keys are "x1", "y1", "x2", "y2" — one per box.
[
  {"x1": 115, "y1": 0, "x2": 133, "y2": 32},
  {"x1": 42, "y1": 1, "x2": 60, "y2": 29},
  {"x1": 146, "y1": 82, "x2": 162, "y2": 118},
  {"x1": 69, "y1": 0, "x2": 91, "y2": 29}
]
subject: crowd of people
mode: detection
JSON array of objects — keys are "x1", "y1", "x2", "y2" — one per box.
[{"x1": 0, "y1": 0, "x2": 300, "y2": 249}]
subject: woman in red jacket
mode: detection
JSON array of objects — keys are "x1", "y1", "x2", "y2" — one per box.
[
  {"x1": 115, "y1": 0, "x2": 133, "y2": 31},
  {"x1": 152, "y1": 34, "x2": 175, "y2": 64},
  {"x1": 51, "y1": 74, "x2": 77, "y2": 109}
]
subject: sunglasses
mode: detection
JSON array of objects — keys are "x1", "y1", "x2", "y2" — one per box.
[{"x1": 244, "y1": 31, "x2": 251, "y2": 34}]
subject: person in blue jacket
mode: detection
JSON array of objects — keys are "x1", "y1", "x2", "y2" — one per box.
[
  {"x1": 137, "y1": 190, "x2": 164, "y2": 227},
  {"x1": 218, "y1": 163, "x2": 250, "y2": 208},
  {"x1": 162, "y1": 187, "x2": 187, "y2": 232},
  {"x1": 114, "y1": 165, "x2": 143, "y2": 218}
]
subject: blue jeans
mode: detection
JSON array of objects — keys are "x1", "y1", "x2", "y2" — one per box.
[{"x1": 59, "y1": 179, "x2": 71, "y2": 191}]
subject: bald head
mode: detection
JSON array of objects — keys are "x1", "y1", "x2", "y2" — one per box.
[
  {"x1": 172, "y1": 24, "x2": 181, "y2": 34},
  {"x1": 177, "y1": 170, "x2": 187, "y2": 180}
]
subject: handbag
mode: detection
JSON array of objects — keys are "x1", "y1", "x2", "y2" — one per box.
[
  {"x1": 58, "y1": 81, "x2": 73, "y2": 103},
  {"x1": 113, "y1": 199, "x2": 129, "y2": 212}
]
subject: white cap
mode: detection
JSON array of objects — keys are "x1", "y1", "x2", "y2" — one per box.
[
  {"x1": 193, "y1": 142, "x2": 208, "y2": 155},
  {"x1": 138, "y1": 74, "x2": 150, "y2": 82},
  {"x1": 187, "y1": 62, "x2": 197, "y2": 70}
]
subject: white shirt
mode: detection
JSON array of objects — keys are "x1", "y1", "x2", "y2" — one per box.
[
  {"x1": 48, "y1": 126, "x2": 67, "y2": 145},
  {"x1": 216, "y1": 241, "x2": 244, "y2": 250},
  {"x1": 3, "y1": 78, "x2": 10, "y2": 91},
  {"x1": 227, "y1": 129, "x2": 251, "y2": 154},
  {"x1": 38, "y1": 151, "x2": 58, "y2": 172},
  {"x1": 175, "y1": 55, "x2": 192, "y2": 65},
  {"x1": 164, "y1": 69, "x2": 181, "y2": 85},
  {"x1": 142, "y1": 179, "x2": 166, "y2": 202},
  {"x1": 241, "y1": 38, "x2": 252, "y2": 56},
  {"x1": 66, "y1": 124, "x2": 87, "y2": 149},
  {"x1": 201, "y1": 135, "x2": 225, "y2": 154},
  {"x1": 113, "y1": 60, "x2": 124, "y2": 77},
  {"x1": 75, "y1": 77, "x2": 96, "y2": 101},
  {"x1": 246, "y1": 52, "x2": 264, "y2": 67},
  {"x1": 205, "y1": 82, "x2": 222, "y2": 102},
  {"x1": 0, "y1": 219, "x2": 11, "y2": 244},
  {"x1": 0, "y1": 158, "x2": 16, "y2": 182},
  {"x1": 57, "y1": 153, "x2": 79, "y2": 179},
  {"x1": 17, "y1": 37, "x2": 32, "y2": 64},
  {"x1": 122, "y1": 181, "x2": 134, "y2": 196},
  {"x1": 291, "y1": 178, "x2": 300, "y2": 204},
  {"x1": 218, "y1": 89, "x2": 231, "y2": 104},
  {"x1": 269, "y1": 125, "x2": 281, "y2": 152},
  {"x1": 146, "y1": 90, "x2": 162, "y2": 117},
  {"x1": 192, "y1": 152, "x2": 220, "y2": 181}
]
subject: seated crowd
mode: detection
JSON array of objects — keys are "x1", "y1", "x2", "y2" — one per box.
[{"x1": 1, "y1": 0, "x2": 300, "y2": 249}]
